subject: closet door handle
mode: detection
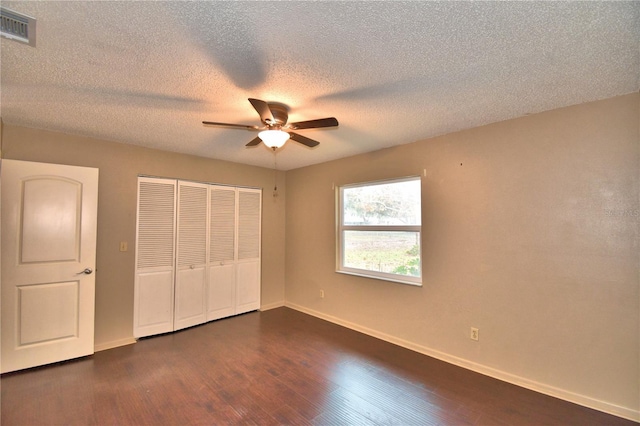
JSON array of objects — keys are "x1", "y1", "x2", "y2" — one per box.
[{"x1": 78, "y1": 268, "x2": 93, "y2": 275}]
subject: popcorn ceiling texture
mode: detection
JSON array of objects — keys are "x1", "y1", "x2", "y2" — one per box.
[{"x1": 1, "y1": 1, "x2": 638, "y2": 170}]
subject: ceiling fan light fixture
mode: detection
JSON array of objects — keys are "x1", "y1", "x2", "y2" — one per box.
[
  {"x1": 205, "y1": 98, "x2": 337, "y2": 148},
  {"x1": 259, "y1": 129, "x2": 290, "y2": 149}
]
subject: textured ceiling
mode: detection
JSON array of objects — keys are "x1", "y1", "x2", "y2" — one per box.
[{"x1": 1, "y1": 1, "x2": 638, "y2": 171}]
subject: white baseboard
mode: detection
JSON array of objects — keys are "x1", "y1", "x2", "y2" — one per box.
[
  {"x1": 260, "y1": 300, "x2": 285, "y2": 311},
  {"x1": 94, "y1": 337, "x2": 137, "y2": 353},
  {"x1": 285, "y1": 302, "x2": 639, "y2": 422}
]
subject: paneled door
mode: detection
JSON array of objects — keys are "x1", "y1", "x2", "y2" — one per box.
[{"x1": 1, "y1": 160, "x2": 99, "y2": 373}]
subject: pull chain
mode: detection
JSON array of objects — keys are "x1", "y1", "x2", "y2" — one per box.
[{"x1": 272, "y1": 147, "x2": 278, "y2": 198}]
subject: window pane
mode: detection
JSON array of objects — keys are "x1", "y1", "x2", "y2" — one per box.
[
  {"x1": 343, "y1": 179, "x2": 420, "y2": 226},
  {"x1": 343, "y1": 231, "x2": 420, "y2": 277}
]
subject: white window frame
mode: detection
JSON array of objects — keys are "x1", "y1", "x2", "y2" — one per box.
[{"x1": 336, "y1": 176, "x2": 422, "y2": 286}]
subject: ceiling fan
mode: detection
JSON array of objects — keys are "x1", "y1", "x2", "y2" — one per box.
[{"x1": 202, "y1": 98, "x2": 338, "y2": 149}]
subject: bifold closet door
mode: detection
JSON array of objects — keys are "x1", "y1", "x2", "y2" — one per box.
[
  {"x1": 135, "y1": 178, "x2": 262, "y2": 337},
  {"x1": 174, "y1": 182, "x2": 209, "y2": 331},
  {"x1": 134, "y1": 178, "x2": 176, "y2": 338},
  {"x1": 208, "y1": 186, "x2": 262, "y2": 320},
  {"x1": 236, "y1": 188, "x2": 262, "y2": 314},
  {"x1": 208, "y1": 186, "x2": 236, "y2": 321}
]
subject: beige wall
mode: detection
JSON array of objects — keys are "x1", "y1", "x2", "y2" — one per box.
[
  {"x1": 286, "y1": 93, "x2": 639, "y2": 416},
  {"x1": 1, "y1": 126, "x2": 286, "y2": 348}
]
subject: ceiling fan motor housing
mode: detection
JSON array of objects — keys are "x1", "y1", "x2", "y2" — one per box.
[{"x1": 266, "y1": 103, "x2": 288, "y2": 126}]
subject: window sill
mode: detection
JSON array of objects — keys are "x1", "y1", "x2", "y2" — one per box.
[{"x1": 336, "y1": 269, "x2": 422, "y2": 287}]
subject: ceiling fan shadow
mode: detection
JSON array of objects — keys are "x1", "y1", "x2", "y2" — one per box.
[
  {"x1": 315, "y1": 78, "x2": 429, "y2": 102},
  {"x1": 95, "y1": 88, "x2": 206, "y2": 110},
  {"x1": 3, "y1": 83, "x2": 206, "y2": 111},
  {"x1": 161, "y1": 2, "x2": 268, "y2": 90}
]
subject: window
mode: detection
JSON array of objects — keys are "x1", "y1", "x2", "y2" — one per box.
[{"x1": 337, "y1": 176, "x2": 422, "y2": 285}]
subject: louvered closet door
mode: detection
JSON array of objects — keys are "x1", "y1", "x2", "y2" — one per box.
[
  {"x1": 174, "y1": 182, "x2": 209, "y2": 331},
  {"x1": 208, "y1": 186, "x2": 236, "y2": 321},
  {"x1": 236, "y1": 188, "x2": 262, "y2": 314},
  {"x1": 134, "y1": 178, "x2": 176, "y2": 338}
]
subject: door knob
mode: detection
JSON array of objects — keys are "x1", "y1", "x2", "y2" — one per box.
[{"x1": 78, "y1": 268, "x2": 93, "y2": 275}]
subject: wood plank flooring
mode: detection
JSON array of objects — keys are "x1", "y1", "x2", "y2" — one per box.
[{"x1": 1, "y1": 307, "x2": 636, "y2": 425}]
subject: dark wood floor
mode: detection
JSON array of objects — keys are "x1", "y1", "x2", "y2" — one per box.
[{"x1": 1, "y1": 307, "x2": 635, "y2": 425}]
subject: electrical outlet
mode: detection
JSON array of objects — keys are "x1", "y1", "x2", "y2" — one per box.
[
  {"x1": 119, "y1": 241, "x2": 128, "y2": 252},
  {"x1": 320, "y1": 290, "x2": 325, "y2": 298},
  {"x1": 470, "y1": 327, "x2": 479, "y2": 341}
]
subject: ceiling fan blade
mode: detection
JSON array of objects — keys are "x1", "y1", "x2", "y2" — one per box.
[
  {"x1": 288, "y1": 117, "x2": 338, "y2": 130},
  {"x1": 248, "y1": 98, "x2": 275, "y2": 124},
  {"x1": 202, "y1": 121, "x2": 260, "y2": 130},
  {"x1": 246, "y1": 136, "x2": 262, "y2": 147},
  {"x1": 289, "y1": 132, "x2": 320, "y2": 148}
]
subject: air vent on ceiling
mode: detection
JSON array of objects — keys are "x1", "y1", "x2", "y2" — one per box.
[{"x1": 0, "y1": 7, "x2": 36, "y2": 47}]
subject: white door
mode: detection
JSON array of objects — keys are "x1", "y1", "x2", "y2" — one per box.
[
  {"x1": 236, "y1": 189, "x2": 261, "y2": 314},
  {"x1": 236, "y1": 261, "x2": 260, "y2": 314},
  {"x1": 174, "y1": 181, "x2": 208, "y2": 331},
  {"x1": 1, "y1": 159, "x2": 99, "y2": 373},
  {"x1": 208, "y1": 186, "x2": 236, "y2": 321},
  {"x1": 134, "y1": 177, "x2": 176, "y2": 338}
]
